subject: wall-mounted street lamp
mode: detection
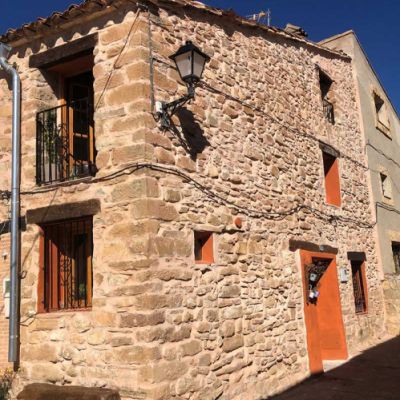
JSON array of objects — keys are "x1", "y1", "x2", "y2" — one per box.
[{"x1": 156, "y1": 41, "x2": 210, "y2": 129}]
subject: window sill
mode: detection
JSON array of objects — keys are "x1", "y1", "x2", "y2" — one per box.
[
  {"x1": 194, "y1": 263, "x2": 215, "y2": 273},
  {"x1": 384, "y1": 272, "x2": 400, "y2": 278},
  {"x1": 324, "y1": 201, "x2": 342, "y2": 209},
  {"x1": 35, "y1": 176, "x2": 94, "y2": 191},
  {"x1": 381, "y1": 196, "x2": 394, "y2": 207},
  {"x1": 355, "y1": 311, "x2": 368, "y2": 316},
  {"x1": 36, "y1": 307, "x2": 92, "y2": 317},
  {"x1": 376, "y1": 121, "x2": 392, "y2": 139}
]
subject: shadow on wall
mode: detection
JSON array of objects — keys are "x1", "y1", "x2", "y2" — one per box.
[
  {"x1": 170, "y1": 108, "x2": 210, "y2": 160},
  {"x1": 266, "y1": 335, "x2": 400, "y2": 400}
]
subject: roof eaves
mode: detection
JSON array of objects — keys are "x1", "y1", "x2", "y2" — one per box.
[
  {"x1": 321, "y1": 30, "x2": 399, "y2": 120},
  {"x1": 0, "y1": 0, "x2": 350, "y2": 60}
]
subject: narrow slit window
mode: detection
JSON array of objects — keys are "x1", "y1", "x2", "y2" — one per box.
[
  {"x1": 351, "y1": 260, "x2": 367, "y2": 314},
  {"x1": 380, "y1": 173, "x2": 392, "y2": 199},
  {"x1": 194, "y1": 231, "x2": 214, "y2": 264},
  {"x1": 319, "y1": 70, "x2": 334, "y2": 124},
  {"x1": 392, "y1": 242, "x2": 400, "y2": 274},
  {"x1": 322, "y1": 151, "x2": 341, "y2": 207},
  {"x1": 39, "y1": 217, "x2": 93, "y2": 312},
  {"x1": 374, "y1": 93, "x2": 390, "y2": 133}
]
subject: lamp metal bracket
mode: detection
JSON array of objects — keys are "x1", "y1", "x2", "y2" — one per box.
[{"x1": 156, "y1": 85, "x2": 195, "y2": 129}]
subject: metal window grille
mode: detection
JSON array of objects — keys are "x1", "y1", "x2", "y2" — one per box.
[
  {"x1": 351, "y1": 261, "x2": 367, "y2": 314},
  {"x1": 392, "y1": 242, "x2": 400, "y2": 274},
  {"x1": 323, "y1": 98, "x2": 335, "y2": 124},
  {"x1": 36, "y1": 99, "x2": 96, "y2": 185},
  {"x1": 41, "y1": 217, "x2": 93, "y2": 312}
]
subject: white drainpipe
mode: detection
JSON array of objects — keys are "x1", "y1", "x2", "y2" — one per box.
[{"x1": 0, "y1": 42, "x2": 21, "y2": 363}]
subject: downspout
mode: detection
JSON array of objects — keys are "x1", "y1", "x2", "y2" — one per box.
[{"x1": 0, "y1": 43, "x2": 21, "y2": 364}]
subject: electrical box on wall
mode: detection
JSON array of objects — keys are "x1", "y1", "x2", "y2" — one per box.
[
  {"x1": 3, "y1": 278, "x2": 10, "y2": 318},
  {"x1": 339, "y1": 267, "x2": 349, "y2": 283}
]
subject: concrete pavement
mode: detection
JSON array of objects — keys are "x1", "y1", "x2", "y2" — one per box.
[{"x1": 268, "y1": 336, "x2": 400, "y2": 400}]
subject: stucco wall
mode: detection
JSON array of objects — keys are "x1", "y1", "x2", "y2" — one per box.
[
  {"x1": 322, "y1": 31, "x2": 400, "y2": 335},
  {"x1": 0, "y1": 2, "x2": 387, "y2": 399}
]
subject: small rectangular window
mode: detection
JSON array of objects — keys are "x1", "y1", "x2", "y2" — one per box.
[
  {"x1": 380, "y1": 173, "x2": 392, "y2": 199},
  {"x1": 319, "y1": 70, "x2": 334, "y2": 124},
  {"x1": 374, "y1": 93, "x2": 390, "y2": 135},
  {"x1": 351, "y1": 260, "x2": 367, "y2": 314},
  {"x1": 39, "y1": 217, "x2": 93, "y2": 312},
  {"x1": 194, "y1": 231, "x2": 214, "y2": 264},
  {"x1": 322, "y1": 151, "x2": 341, "y2": 207},
  {"x1": 392, "y1": 242, "x2": 400, "y2": 274}
]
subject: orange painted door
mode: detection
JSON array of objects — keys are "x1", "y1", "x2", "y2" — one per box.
[
  {"x1": 316, "y1": 257, "x2": 348, "y2": 361},
  {"x1": 300, "y1": 251, "x2": 348, "y2": 374}
]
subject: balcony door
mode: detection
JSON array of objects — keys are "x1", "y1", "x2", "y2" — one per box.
[
  {"x1": 65, "y1": 71, "x2": 94, "y2": 178},
  {"x1": 35, "y1": 51, "x2": 96, "y2": 185}
]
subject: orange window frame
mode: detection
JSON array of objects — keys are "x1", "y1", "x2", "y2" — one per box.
[
  {"x1": 322, "y1": 151, "x2": 341, "y2": 207},
  {"x1": 194, "y1": 231, "x2": 214, "y2": 264},
  {"x1": 38, "y1": 217, "x2": 93, "y2": 313}
]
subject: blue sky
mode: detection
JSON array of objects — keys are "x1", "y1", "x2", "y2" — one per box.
[{"x1": 0, "y1": 0, "x2": 398, "y2": 112}]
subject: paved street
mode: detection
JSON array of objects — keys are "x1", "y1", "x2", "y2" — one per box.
[{"x1": 269, "y1": 336, "x2": 400, "y2": 400}]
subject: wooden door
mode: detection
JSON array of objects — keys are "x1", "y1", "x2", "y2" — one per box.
[
  {"x1": 300, "y1": 250, "x2": 348, "y2": 374},
  {"x1": 66, "y1": 71, "x2": 94, "y2": 176}
]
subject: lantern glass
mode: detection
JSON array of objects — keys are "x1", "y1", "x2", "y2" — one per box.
[
  {"x1": 170, "y1": 41, "x2": 210, "y2": 85},
  {"x1": 193, "y1": 51, "x2": 207, "y2": 81},
  {"x1": 174, "y1": 52, "x2": 192, "y2": 82}
]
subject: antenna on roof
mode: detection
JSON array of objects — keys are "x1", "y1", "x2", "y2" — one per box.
[{"x1": 246, "y1": 9, "x2": 271, "y2": 26}]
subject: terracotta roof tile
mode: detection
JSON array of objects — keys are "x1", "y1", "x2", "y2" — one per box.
[{"x1": 0, "y1": 0, "x2": 349, "y2": 59}]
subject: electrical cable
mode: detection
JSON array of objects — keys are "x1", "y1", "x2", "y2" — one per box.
[
  {"x1": 0, "y1": 162, "x2": 375, "y2": 229},
  {"x1": 94, "y1": 7, "x2": 142, "y2": 111},
  {"x1": 0, "y1": 6, "x2": 383, "y2": 232},
  {"x1": 144, "y1": 3, "x2": 156, "y2": 114},
  {"x1": 151, "y1": 50, "x2": 369, "y2": 173},
  {"x1": 376, "y1": 202, "x2": 400, "y2": 216},
  {"x1": 366, "y1": 141, "x2": 400, "y2": 170},
  {"x1": 198, "y1": 80, "x2": 369, "y2": 172}
]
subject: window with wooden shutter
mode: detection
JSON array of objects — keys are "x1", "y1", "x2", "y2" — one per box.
[
  {"x1": 194, "y1": 231, "x2": 214, "y2": 264},
  {"x1": 38, "y1": 217, "x2": 93, "y2": 312},
  {"x1": 322, "y1": 150, "x2": 341, "y2": 207},
  {"x1": 351, "y1": 260, "x2": 368, "y2": 314},
  {"x1": 392, "y1": 242, "x2": 400, "y2": 274}
]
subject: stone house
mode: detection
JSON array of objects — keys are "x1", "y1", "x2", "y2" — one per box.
[
  {"x1": 0, "y1": 0, "x2": 388, "y2": 399},
  {"x1": 321, "y1": 31, "x2": 400, "y2": 336}
]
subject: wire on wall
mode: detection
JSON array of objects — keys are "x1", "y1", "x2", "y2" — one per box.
[
  {"x1": 143, "y1": 3, "x2": 156, "y2": 114},
  {"x1": 0, "y1": 162, "x2": 375, "y2": 230},
  {"x1": 0, "y1": 3, "x2": 384, "y2": 234},
  {"x1": 198, "y1": 81, "x2": 369, "y2": 172},
  {"x1": 366, "y1": 141, "x2": 400, "y2": 170},
  {"x1": 94, "y1": 6, "x2": 142, "y2": 111}
]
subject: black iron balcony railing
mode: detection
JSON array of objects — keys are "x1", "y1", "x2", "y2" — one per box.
[
  {"x1": 36, "y1": 99, "x2": 96, "y2": 185},
  {"x1": 323, "y1": 98, "x2": 335, "y2": 124}
]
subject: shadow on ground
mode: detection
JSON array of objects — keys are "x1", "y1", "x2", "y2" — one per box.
[{"x1": 268, "y1": 336, "x2": 400, "y2": 400}]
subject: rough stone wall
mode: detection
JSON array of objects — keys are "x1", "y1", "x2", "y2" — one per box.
[
  {"x1": 136, "y1": 7, "x2": 386, "y2": 399},
  {"x1": 0, "y1": 234, "x2": 10, "y2": 369},
  {"x1": 0, "y1": 2, "x2": 387, "y2": 400}
]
